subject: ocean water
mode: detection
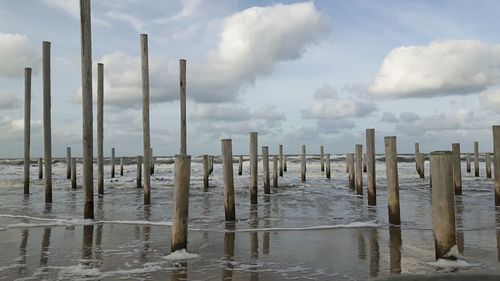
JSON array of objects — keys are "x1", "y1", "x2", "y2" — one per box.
[{"x1": 0, "y1": 155, "x2": 499, "y2": 280}]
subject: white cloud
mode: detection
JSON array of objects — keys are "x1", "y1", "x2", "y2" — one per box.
[
  {"x1": 379, "y1": 112, "x2": 398, "y2": 123},
  {"x1": 399, "y1": 111, "x2": 420, "y2": 122},
  {"x1": 313, "y1": 83, "x2": 338, "y2": 99},
  {"x1": 302, "y1": 98, "x2": 376, "y2": 119},
  {"x1": 0, "y1": 33, "x2": 39, "y2": 78},
  {"x1": 43, "y1": 0, "x2": 109, "y2": 26},
  {"x1": 479, "y1": 88, "x2": 500, "y2": 114},
  {"x1": 370, "y1": 40, "x2": 500, "y2": 98},
  {"x1": 0, "y1": 92, "x2": 21, "y2": 109}
]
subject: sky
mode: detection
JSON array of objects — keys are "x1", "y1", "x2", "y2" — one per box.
[{"x1": 2, "y1": 0, "x2": 500, "y2": 158}]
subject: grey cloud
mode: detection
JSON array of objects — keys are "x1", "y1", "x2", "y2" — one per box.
[
  {"x1": 379, "y1": 112, "x2": 398, "y2": 123},
  {"x1": 0, "y1": 92, "x2": 21, "y2": 110},
  {"x1": 399, "y1": 111, "x2": 420, "y2": 122}
]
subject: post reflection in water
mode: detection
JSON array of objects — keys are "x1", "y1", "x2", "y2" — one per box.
[
  {"x1": 496, "y1": 211, "x2": 500, "y2": 262},
  {"x1": 222, "y1": 222, "x2": 235, "y2": 281},
  {"x1": 250, "y1": 205, "x2": 259, "y2": 281},
  {"x1": 263, "y1": 197, "x2": 270, "y2": 255},
  {"x1": 357, "y1": 230, "x2": 366, "y2": 260},
  {"x1": 170, "y1": 262, "x2": 188, "y2": 281},
  {"x1": 39, "y1": 227, "x2": 51, "y2": 269},
  {"x1": 95, "y1": 224, "x2": 104, "y2": 269},
  {"x1": 389, "y1": 226, "x2": 402, "y2": 274},
  {"x1": 18, "y1": 228, "x2": 29, "y2": 273},
  {"x1": 141, "y1": 206, "x2": 151, "y2": 262},
  {"x1": 81, "y1": 225, "x2": 94, "y2": 266},
  {"x1": 455, "y1": 196, "x2": 465, "y2": 254},
  {"x1": 369, "y1": 228, "x2": 380, "y2": 277}
]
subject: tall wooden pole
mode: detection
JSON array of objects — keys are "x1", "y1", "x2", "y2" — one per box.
[
  {"x1": 66, "y1": 147, "x2": 71, "y2": 179},
  {"x1": 414, "y1": 142, "x2": 420, "y2": 174},
  {"x1": 486, "y1": 152, "x2": 492, "y2": 179},
  {"x1": 23, "y1": 67, "x2": 31, "y2": 194},
  {"x1": 385, "y1": 137, "x2": 400, "y2": 225},
  {"x1": 284, "y1": 155, "x2": 287, "y2": 172},
  {"x1": 418, "y1": 153, "x2": 425, "y2": 178},
  {"x1": 262, "y1": 146, "x2": 270, "y2": 194},
  {"x1": 203, "y1": 155, "x2": 209, "y2": 191},
  {"x1": 42, "y1": 41, "x2": 52, "y2": 204},
  {"x1": 80, "y1": 0, "x2": 94, "y2": 219},
  {"x1": 366, "y1": 129, "x2": 376, "y2": 205},
  {"x1": 348, "y1": 153, "x2": 355, "y2": 190},
  {"x1": 452, "y1": 143, "x2": 462, "y2": 195},
  {"x1": 279, "y1": 144, "x2": 284, "y2": 177},
  {"x1": 493, "y1": 126, "x2": 500, "y2": 206},
  {"x1": 97, "y1": 63, "x2": 104, "y2": 194},
  {"x1": 150, "y1": 147, "x2": 154, "y2": 175},
  {"x1": 301, "y1": 144, "x2": 306, "y2": 182},
  {"x1": 120, "y1": 157, "x2": 124, "y2": 176},
  {"x1": 474, "y1": 141, "x2": 479, "y2": 177},
  {"x1": 430, "y1": 151, "x2": 456, "y2": 260},
  {"x1": 222, "y1": 140, "x2": 236, "y2": 221},
  {"x1": 466, "y1": 153, "x2": 471, "y2": 173},
  {"x1": 326, "y1": 153, "x2": 331, "y2": 179},
  {"x1": 179, "y1": 59, "x2": 187, "y2": 155},
  {"x1": 140, "y1": 33, "x2": 151, "y2": 205},
  {"x1": 249, "y1": 132, "x2": 258, "y2": 204},
  {"x1": 71, "y1": 158, "x2": 77, "y2": 189},
  {"x1": 273, "y1": 155, "x2": 278, "y2": 187},
  {"x1": 38, "y1": 158, "x2": 43, "y2": 179},
  {"x1": 355, "y1": 144, "x2": 363, "y2": 195},
  {"x1": 171, "y1": 155, "x2": 191, "y2": 251},
  {"x1": 136, "y1": 155, "x2": 142, "y2": 189},
  {"x1": 320, "y1": 145, "x2": 324, "y2": 172},
  {"x1": 111, "y1": 147, "x2": 115, "y2": 178},
  {"x1": 238, "y1": 155, "x2": 243, "y2": 176}
]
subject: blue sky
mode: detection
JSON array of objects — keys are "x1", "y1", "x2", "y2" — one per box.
[{"x1": 1, "y1": 0, "x2": 500, "y2": 158}]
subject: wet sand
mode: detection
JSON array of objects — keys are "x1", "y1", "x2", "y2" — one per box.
[{"x1": 0, "y1": 156, "x2": 499, "y2": 280}]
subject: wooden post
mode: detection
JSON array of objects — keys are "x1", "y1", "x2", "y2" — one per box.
[
  {"x1": 493, "y1": 126, "x2": 500, "y2": 206},
  {"x1": 238, "y1": 155, "x2": 243, "y2": 176},
  {"x1": 466, "y1": 153, "x2": 471, "y2": 173},
  {"x1": 140, "y1": 33, "x2": 151, "y2": 205},
  {"x1": 384, "y1": 137, "x2": 400, "y2": 225},
  {"x1": 452, "y1": 143, "x2": 462, "y2": 195},
  {"x1": 366, "y1": 128, "x2": 376, "y2": 205},
  {"x1": 249, "y1": 132, "x2": 258, "y2": 204},
  {"x1": 346, "y1": 155, "x2": 349, "y2": 173},
  {"x1": 348, "y1": 153, "x2": 355, "y2": 190},
  {"x1": 42, "y1": 41, "x2": 52, "y2": 204},
  {"x1": 111, "y1": 147, "x2": 115, "y2": 178},
  {"x1": 262, "y1": 146, "x2": 270, "y2": 194},
  {"x1": 363, "y1": 153, "x2": 367, "y2": 173},
  {"x1": 486, "y1": 152, "x2": 492, "y2": 179},
  {"x1": 418, "y1": 153, "x2": 425, "y2": 178},
  {"x1": 38, "y1": 158, "x2": 43, "y2": 179},
  {"x1": 430, "y1": 151, "x2": 456, "y2": 260},
  {"x1": 284, "y1": 155, "x2": 287, "y2": 172},
  {"x1": 66, "y1": 147, "x2": 71, "y2": 179},
  {"x1": 150, "y1": 147, "x2": 154, "y2": 175},
  {"x1": 209, "y1": 155, "x2": 214, "y2": 175},
  {"x1": 273, "y1": 155, "x2": 278, "y2": 187},
  {"x1": 415, "y1": 142, "x2": 420, "y2": 174},
  {"x1": 97, "y1": 63, "x2": 104, "y2": 195},
  {"x1": 136, "y1": 156, "x2": 142, "y2": 188},
  {"x1": 355, "y1": 144, "x2": 363, "y2": 195},
  {"x1": 179, "y1": 59, "x2": 187, "y2": 155},
  {"x1": 171, "y1": 154, "x2": 191, "y2": 251},
  {"x1": 320, "y1": 145, "x2": 325, "y2": 172},
  {"x1": 474, "y1": 141, "x2": 479, "y2": 177},
  {"x1": 279, "y1": 144, "x2": 284, "y2": 176},
  {"x1": 120, "y1": 157, "x2": 124, "y2": 176},
  {"x1": 301, "y1": 144, "x2": 306, "y2": 182},
  {"x1": 23, "y1": 67, "x2": 31, "y2": 194},
  {"x1": 71, "y1": 158, "x2": 77, "y2": 189},
  {"x1": 203, "y1": 155, "x2": 209, "y2": 191},
  {"x1": 221, "y1": 140, "x2": 235, "y2": 221},
  {"x1": 80, "y1": 0, "x2": 94, "y2": 219},
  {"x1": 326, "y1": 153, "x2": 331, "y2": 179}
]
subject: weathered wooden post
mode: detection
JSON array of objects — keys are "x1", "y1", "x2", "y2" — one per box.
[
  {"x1": 273, "y1": 155, "x2": 278, "y2": 187},
  {"x1": 136, "y1": 156, "x2": 142, "y2": 188},
  {"x1": 38, "y1": 158, "x2": 43, "y2": 179},
  {"x1": 301, "y1": 144, "x2": 306, "y2": 182},
  {"x1": 111, "y1": 147, "x2": 115, "y2": 178},
  {"x1": 179, "y1": 59, "x2": 187, "y2": 155},
  {"x1": 262, "y1": 146, "x2": 270, "y2": 194},
  {"x1": 120, "y1": 157, "x2": 124, "y2": 176},
  {"x1": 140, "y1": 33, "x2": 151, "y2": 205},
  {"x1": 366, "y1": 128, "x2": 376, "y2": 205},
  {"x1": 42, "y1": 41, "x2": 52, "y2": 204},
  {"x1": 171, "y1": 154, "x2": 191, "y2": 251},
  {"x1": 284, "y1": 155, "x2": 287, "y2": 172},
  {"x1": 348, "y1": 153, "x2": 355, "y2": 190},
  {"x1": 474, "y1": 141, "x2": 479, "y2": 177},
  {"x1": 320, "y1": 145, "x2": 325, "y2": 172},
  {"x1": 363, "y1": 153, "x2": 367, "y2": 173},
  {"x1": 221, "y1": 139, "x2": 235, "y2": 221},
  {"x1": 430, "y1": 151, "x2": 456, "y2": 260},
  {"x1": 203, "y1": 155, "x2": 209, "y2": 191},
  {"x1": 493, "y1": 126, "x2": 500, "y2": 206},
  {"x1": 418, "y1": 153, "x2": 425, "y2": 178},
  {"x1": 326, "y1": 153, "x2": 331, "y2": 179},
  {"x1": 279, "y1": 144, "x2": 284, "y2": 176},
  {"x1": 466, "y1": 153, "x2": 471, "y2": 173},
  {"x1": 385, "y1": 137, "x2": 400, "y2": 225},
  {"x1": 486, "y1": 152, "x2": 492, "y2": 179},
  {"x1": 97, "y1": 63, "x2": 104, "y2": 195},
  {"x1": 238, "y1": 155, "x2": 243, "y2": 176},
  {"x1": 80, "y1": 0, "x2": 94, "y2": 219},
  {"x1": 66, "y1": 147, "x2": 71, "y2": 179},
  {"x1": 23, "y1": 67, "x2": 31, "y2": 194},
  {"x1": 209, "y1": 155, "x2": 214, "y2": 175},
  {"x1": 250, "y1": 132, "x2": 258, "y2": 204},
  {"x1": 415, "y1": 143, "x2": 420, "y2": 174},
  {"x1": 452, "y1": 143, "x2": 462, "y2": 195},
  {"x1": 346, "y1": 155, "x2": 349, "y2": 173},
  {"x1": 355, "y1": 144, "x2": 363, "y2": 195},
  {"x1": 71, "y1": 158, "x2": 77, "y2": 189},
  {"x1": 150, "y1": 147, "x2": 154, "y2": 175}
]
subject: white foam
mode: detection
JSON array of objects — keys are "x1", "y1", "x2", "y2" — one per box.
[
  {"x1": 164, "y1": 249, "x2": 200, "y2": 260},
  {"x1": 427, "y1": 258, "x2": 473, "y2": 268},
  {"x1": 212, "y1": 221, "x2": 380, "y2": 233}
]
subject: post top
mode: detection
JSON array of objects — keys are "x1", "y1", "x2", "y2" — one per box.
[
  {"x1": 384, "y1": 136, "x2": 396, "y2": 139},
  {"x1": 493, "y1": 125, "x2": 500, "y2": 129},
  {"x1": 221, "y1": 138, "x2": 232, "y2": 142},
  {"x1": 430, "y1": 151, "x2": 452, "y2": 155}
]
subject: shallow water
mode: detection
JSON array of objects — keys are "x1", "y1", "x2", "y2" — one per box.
[{"x1": 0, "y1": 155, "x2": 499, "y2": 280}]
